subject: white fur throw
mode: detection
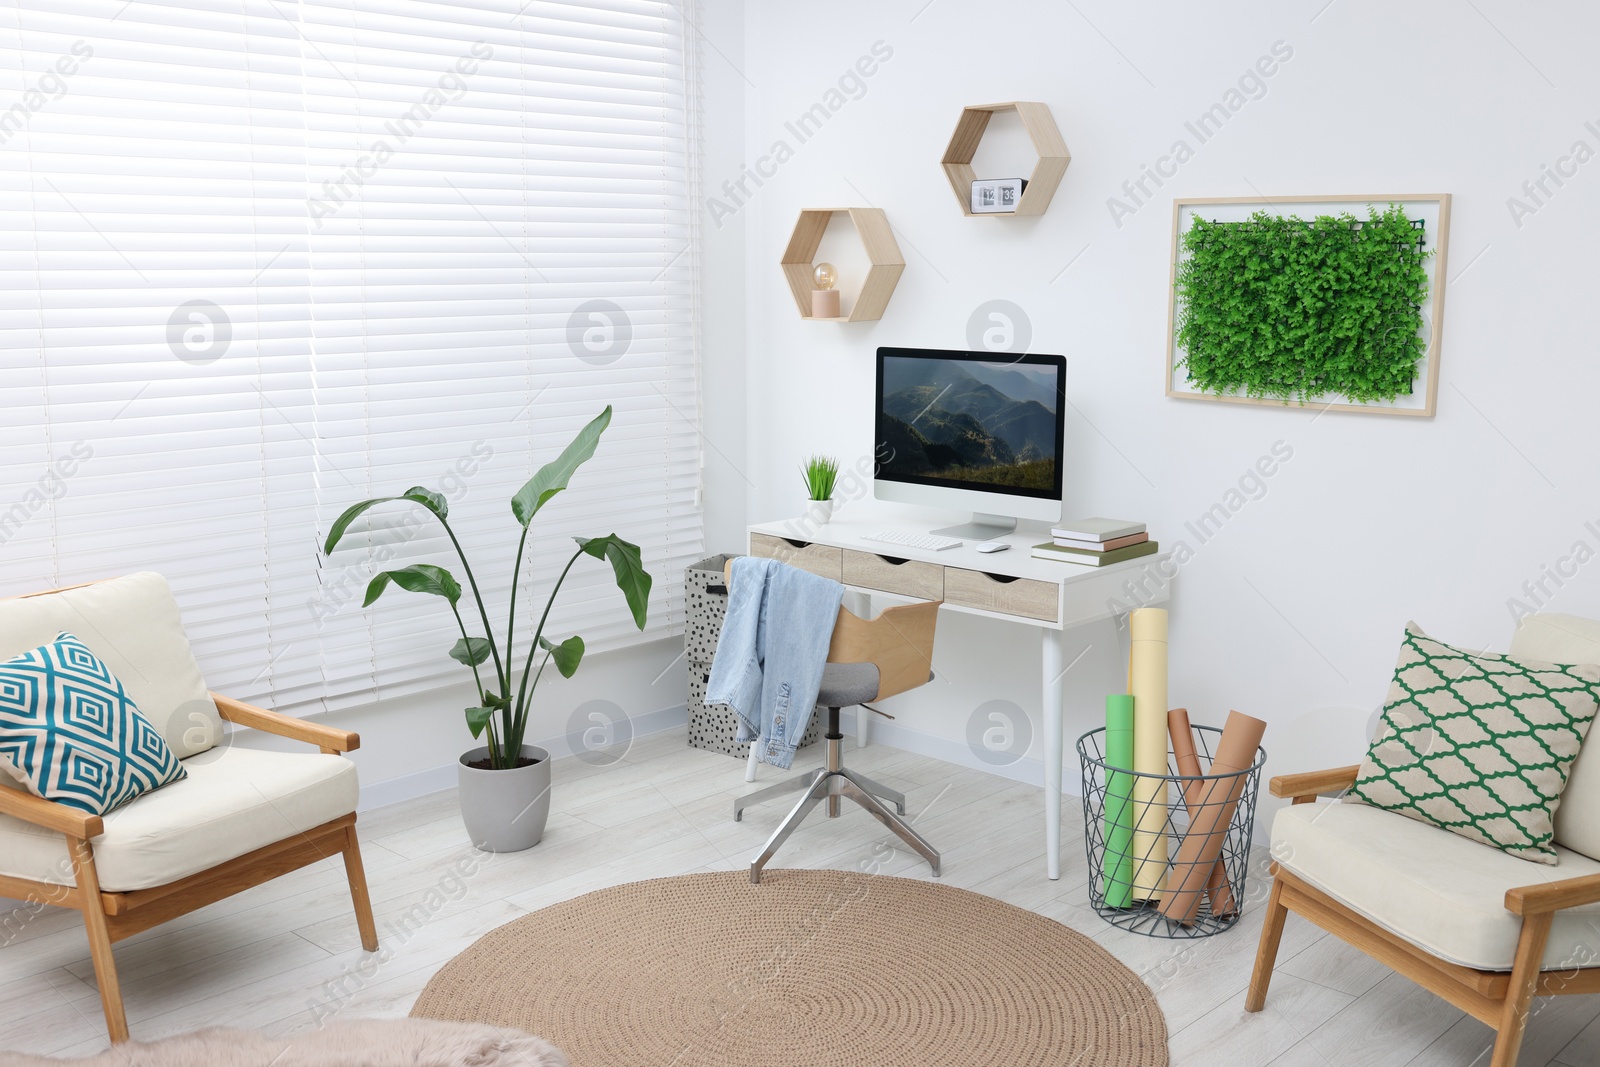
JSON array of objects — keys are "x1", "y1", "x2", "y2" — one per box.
[{"x1": 0, "y1": 1019, "x2": 569, "y2": 1067}]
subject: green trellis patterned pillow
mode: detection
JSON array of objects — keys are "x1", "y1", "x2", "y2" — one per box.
[{"x1": 1347, "y1": 623, "x2": 1600, "y2": 864}]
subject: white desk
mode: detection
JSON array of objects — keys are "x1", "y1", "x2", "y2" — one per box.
[{"x1": 746, "y1": 517, "x2": 1172, "y2": 880}]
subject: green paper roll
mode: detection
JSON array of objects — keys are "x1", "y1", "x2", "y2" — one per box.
[{"x1": 1103, "y1": 694, "x2": 1137, "y2": 908}]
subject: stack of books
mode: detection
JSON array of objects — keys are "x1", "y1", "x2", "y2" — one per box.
[{"x1": 1032, "y1": 518, "x2": 1158, "y2": 566}]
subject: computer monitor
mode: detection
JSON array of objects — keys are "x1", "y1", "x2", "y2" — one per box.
[{"x1": 874, "y1": 347, "x2": 1066, "y2": 539}]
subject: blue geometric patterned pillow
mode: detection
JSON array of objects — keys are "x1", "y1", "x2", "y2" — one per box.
[{"x1": 0, "y1": 632, "x2": 187, "y2": 814}]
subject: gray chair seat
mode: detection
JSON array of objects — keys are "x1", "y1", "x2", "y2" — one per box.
[
  {"x1": 816, "y1": 662, "x2": 880, "y2": 707},
  {"x1": 815, "y1": 664, "x2": 935, "y2": 708}
]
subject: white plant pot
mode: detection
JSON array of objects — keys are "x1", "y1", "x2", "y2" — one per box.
[
  {"x1": 805, "y1": 498, "x2": 834, "y2": 525},
  {"x1": 457, "y1": 744, "x2": 551, "y2": 853}
]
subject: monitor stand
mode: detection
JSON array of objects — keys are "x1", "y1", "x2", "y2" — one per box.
[{"x1": 930, "y1": 513, "x2": 1018, "y2": 541}]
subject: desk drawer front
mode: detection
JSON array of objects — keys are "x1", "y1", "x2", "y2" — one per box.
[
  {"x1": 749, "y1": 534, "x2": 843, "y2": 582},
  {"x1": 841, "y1": 550, "x2": 943, "y2": 600},
  {"x1": 944, "y1": 567, "x2": 1059, "y2": 622}
]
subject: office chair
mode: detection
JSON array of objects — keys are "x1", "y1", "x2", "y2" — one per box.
[{"x1": 724, "y1": 561, "x2": 943, "y2": 883}]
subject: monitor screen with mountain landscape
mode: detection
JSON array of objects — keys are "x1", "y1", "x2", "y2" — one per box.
[{"x1": 875, "y1": 348, "x2": 1065, "y2": 500}]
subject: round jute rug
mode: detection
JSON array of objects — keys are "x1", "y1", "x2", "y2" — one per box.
[{"x1": 411, "y1": 868, "x2": 1168, "y2": 1067}]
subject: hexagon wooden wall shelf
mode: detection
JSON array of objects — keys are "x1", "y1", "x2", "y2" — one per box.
[
  {"x1": 779, "y1": 208, "x2": 905, "y2": 322},
  {"x1": 941, "y1": 101, "x2": 1070, "y2": 217}
]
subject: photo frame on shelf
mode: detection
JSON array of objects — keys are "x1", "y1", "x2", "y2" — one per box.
[{"x1": 1165, "y1": 193, "x2": 1452, "y2": 418}]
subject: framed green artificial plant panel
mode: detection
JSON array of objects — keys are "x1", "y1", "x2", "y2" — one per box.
[{"x1": 1165, "y1": 194, "x2": 1451, "y2": 417}]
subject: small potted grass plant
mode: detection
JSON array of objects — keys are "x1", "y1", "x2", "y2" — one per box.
[{"x1": 801, "y1": 454, "x2": 840, "y2": 525}]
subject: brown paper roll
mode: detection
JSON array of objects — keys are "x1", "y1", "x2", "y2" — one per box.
[
  {"x1": 1168, "y1": 708, "x2": 1235, "y2": 917},
  {"x1": 1158, "y1": 709, "x2": 1266, "y2": 925}
]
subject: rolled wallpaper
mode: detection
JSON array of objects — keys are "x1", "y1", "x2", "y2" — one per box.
[
  {"x1": 1103, "y1": 694, "x2": 1137, "y2": 908},
  {"x1": 1168, "y1": 707, "x2": 1235, "y2": 918},
  {"x1": 1158, "y1": 709, "x2": 1266, "y2": 925},
  {"x1": 1128, "y1": 608, "x2": 1169, "y2": 899}
]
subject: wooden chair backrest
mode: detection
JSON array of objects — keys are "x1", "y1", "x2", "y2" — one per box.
[{"x1": 722, "y1": 560, "x2": 940, "y2": 703}]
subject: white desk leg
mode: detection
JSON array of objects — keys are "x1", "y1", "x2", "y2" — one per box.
[
  {"x1": 1042, "y1": 627, "x2": 1064, "y2": 880},
  {"x1": 857, "y1": 706, "x2": 870, "y2": 748},
  {"x1": 744, "y1": 745, "x2": 760, "y2": 783}
]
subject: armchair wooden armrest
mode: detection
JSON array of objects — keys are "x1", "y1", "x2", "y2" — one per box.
[
  {"x1": 212, "y1": 693, "x2": 360, "y2": 754},
  {"x1": 0, "y1": 786, "x2": 104, "y2": 839},
  {"x1": 1505, "y1": 872, "x2": 1600, "y2": 916},
  {"x1": 1270, "y1": 765, "x2": 1360, "y2": 804}
]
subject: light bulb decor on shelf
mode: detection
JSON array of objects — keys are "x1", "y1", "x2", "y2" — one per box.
[
  {"x1": 811, "y1": 262, "x2": 840, "y2": 319},
  {"x1": 778, "y1": 208, "x2": 904, "y2": 322}
]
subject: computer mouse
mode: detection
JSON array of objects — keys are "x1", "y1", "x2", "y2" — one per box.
[{"x1": 975, "y1": 541, "x2": 1010, "y2": 554}]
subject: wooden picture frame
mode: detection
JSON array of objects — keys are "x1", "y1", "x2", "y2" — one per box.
[{"x1": 1165, "y1": 193, "x2": 1452, "y2": 418}]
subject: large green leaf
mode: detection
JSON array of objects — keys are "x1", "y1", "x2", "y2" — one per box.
[
  {"x1": 449, "y1": 636, "x2": 493, "y2": 668},
  {"x1": 538, "y1": 635, "x2": 585, "y2": 679},
  {"x1": 465, "y1": 706, "x2": 495, "y2": 738},
  {"x1": 323, "y1": 487, "x2": 449, "y2": 554},
  {"x1": 575, "y1": 534, "x2": 651, "y2": 630},
  {"x1": 401, "y1": 486, "x2": 448, "y2": 519},
  {"x1": 510, "y1": 407, "x2": 612, "y2": 527},
  {"x1": 363, "y1": 564, "x2": 462, "y2": 607}
]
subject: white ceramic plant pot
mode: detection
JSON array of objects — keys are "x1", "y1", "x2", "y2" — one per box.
[
  {"x1": 805, "y1": 498, "x2": 834, "y2": 525},
  {"x1": 457, "y1": 744, "x2": 551, "y2": 853}
]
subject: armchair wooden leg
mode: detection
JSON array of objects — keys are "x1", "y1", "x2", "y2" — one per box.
[
  {"x1": 68, "y1": 838, "x2": 128, "y2": 1044},
  {"x1": 1491, "y1": 912, "x2": 1552, "y2": 1067},
  {"x1": 342, "y1": 824, "x2": 379, "y2": 953},
  {"x1": 1246, "y1": 874, "x2": 1289, "y2": 1013}
]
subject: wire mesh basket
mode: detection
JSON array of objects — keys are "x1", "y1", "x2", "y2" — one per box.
[{"x1": 1077, "y1": 724, "x2": 1266, "y2": 939}]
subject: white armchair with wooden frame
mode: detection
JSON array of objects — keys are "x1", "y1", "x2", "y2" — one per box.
[
  {"x1": 1247, "y1": 612, "x2": 1600, "y2": 1067},
  {"x1": 0, "y1": 574, "x2": 378, "y2": 1044}
]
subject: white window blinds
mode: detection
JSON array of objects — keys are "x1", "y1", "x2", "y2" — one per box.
[{"x1": 0, "y1": 0, "x2": 702, "y2": 714}]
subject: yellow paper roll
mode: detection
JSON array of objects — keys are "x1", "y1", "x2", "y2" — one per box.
[{"x1": 1128, "y1": 607, "x2": 1169, "y2": 899}]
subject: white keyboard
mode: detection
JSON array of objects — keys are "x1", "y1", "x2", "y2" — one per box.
[{"x1": 862, "y1": 529, "x2": 963, "y2": 552}]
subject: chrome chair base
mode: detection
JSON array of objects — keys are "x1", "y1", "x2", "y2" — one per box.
[{"x1": 733, "y1": 707, "x2": 940, "y2": 884}]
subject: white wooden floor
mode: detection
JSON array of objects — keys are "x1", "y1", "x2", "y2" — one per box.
[{"x1": 2, "y1": 732, "x2": 1596, "y2": 1066}]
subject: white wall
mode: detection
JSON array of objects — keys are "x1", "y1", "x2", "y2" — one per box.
[{"x1": 717, "y1": 0, "x2": 1600, "y2": 818}]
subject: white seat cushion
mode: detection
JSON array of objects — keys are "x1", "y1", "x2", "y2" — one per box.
[
  {"x1": 1273, "y1": 801, "x2": 1600, "y2": 971},
  {"x1": 1512, "y1": 613, "x2": 1600, "y2": 861},
  {"x1": 0, "y1": 745, "x2": 358, "y2": 892},
  {"x1": 0, "y1": 574, "x2": 220, "y2": 759}
]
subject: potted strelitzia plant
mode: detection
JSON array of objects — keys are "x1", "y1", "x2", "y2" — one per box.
[{"x1": 323, "y1": 407, "x2": 650, "y2": 852}]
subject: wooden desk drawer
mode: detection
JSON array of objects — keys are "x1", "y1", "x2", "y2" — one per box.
[
  {"x1": 841, "y1": 549, "x2": 944, "y2": 600},
  {"x1": 944, "y1": 567, "x2": 1059, "y2": 622},
  {"x1": 749, "y1": 534, "x2": 843, "y2": 582}
]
